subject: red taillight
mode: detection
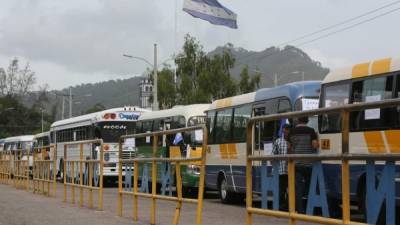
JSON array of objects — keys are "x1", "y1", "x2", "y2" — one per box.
[{"x1": 110, "y1": 113, "x2": 116, "y2": 119}]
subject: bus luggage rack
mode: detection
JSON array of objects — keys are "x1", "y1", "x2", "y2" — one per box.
[
  {"x1": 245, "y1": 98, "x2": 400, "y2": 225},
  {"x1": 63, "y1": 139, "x2": 104, "y2": 211},
  {"x1": 12, "y1": 148, "x2": 31, "y2": 191},
  {"x1": 117, "y1": 125, "x2": 207, "y2": 225},
  {"x1": 0, "y1": 151, "x2": 11, "y2": 184},
  {"x1": 32, "y1": 144, "x2": 57, "y2": 197}
]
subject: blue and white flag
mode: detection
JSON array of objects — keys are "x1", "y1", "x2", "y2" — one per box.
[
  {"x1": 173, "y1": 132, "x2": 184, "y2": 145},
  {"x1": 183, "y1": 0, "x2": 238, "y2": 29}
]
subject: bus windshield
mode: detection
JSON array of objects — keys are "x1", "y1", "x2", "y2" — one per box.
[{"x1": 96, "y1": 121, "x2": 136, "y2": 142}]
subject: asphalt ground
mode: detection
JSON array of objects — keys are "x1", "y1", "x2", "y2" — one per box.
[
  {"x1": 0, "y1": 182, "x2": 292, "y2": 225},
  {"x1": 0, "y1": 181, "x2": 389, "y2": 225}
]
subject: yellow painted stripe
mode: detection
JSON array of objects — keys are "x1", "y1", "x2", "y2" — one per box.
[
  {"x1": 384, "y1": 130, "x2": 400, "y2": 153},
  {"x1": 219, "y1": 144, "x2": 228, "y2": 159},
  {"x1": 371, "y1": 58, "x2": 391, "y2": 75},
  {"x1": 364, "y1": 131, "x2": 386, "y2": 153},
  {"x1": 216, "y1": 97, "x2": 233, "y2": 109},
  {"x1": 352, "y1": 62, "x2": 370, "y2": 78},
  {"x1": 227, "y1": 144, "x2": 237, "y2": 159},
  {"x1": 169, "y1": 146, "x2": 182, "y2": 158}
]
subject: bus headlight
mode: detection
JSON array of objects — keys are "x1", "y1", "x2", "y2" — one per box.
[
  {"x1": 104, "y1": 152, "x2": 110, "y2": 162},
  {"x1": 187, "y1": 164, "x2": 200, "y2": 175}
]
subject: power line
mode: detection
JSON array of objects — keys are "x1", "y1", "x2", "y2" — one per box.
[
  {"x1": 234, "y1": 1, "x2": 400, "y2": 66},
  {"x1": 236, "y1": 5, "x2": 400, "y2": 67},
  {"x1": 277, "y1": 0, "x2": 400, "y2": 47},
  {"x1": 296, "y1": 7, "x2": 400, "y2": 47}
]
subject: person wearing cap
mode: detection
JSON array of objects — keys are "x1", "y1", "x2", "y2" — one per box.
[
  {"x1": 272, "y1": 123, "x2": 290, "y2": 211},
  {"x1": 287, "y1": 116, "x2": 319, "y2": 214}
]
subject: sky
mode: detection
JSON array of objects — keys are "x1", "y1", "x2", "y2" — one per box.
[{"x1": 0, "y1": 0, "x2": 399, "y2": 90}]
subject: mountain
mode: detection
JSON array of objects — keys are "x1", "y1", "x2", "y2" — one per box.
[
  {"x1": 43, "y1": 45, "x2": 329, "y2": 120},
  {"x1": 209, "y1": 45, "x2": 329, "y2": 87}
]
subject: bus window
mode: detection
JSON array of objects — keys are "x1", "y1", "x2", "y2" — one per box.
[
  {"x1": 215, "y1": 108, "x2": 233, "y2": 144},
  {"x1": 188, "y1": 116, "x2": 206, "y2": 126},
  {"x1": 254, "y1": 99, "x2": 279, "y2": 149},
  {"x1": 207, "y1": 111, "x2": 216, "y2": 144},
  {"x1": 350, "y1": 75, "x2": 395, "y2": 131},
  {"x1": 232, "y1": 104, "x2": 252, "y2": 142},
  {"x1": 320, "y1": 83, "x2": 350, "y2": 133}
]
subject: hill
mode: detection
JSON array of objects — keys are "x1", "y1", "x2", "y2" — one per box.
[{"x1": 44, "y1": 45, "x2": 329, "y2": 120}]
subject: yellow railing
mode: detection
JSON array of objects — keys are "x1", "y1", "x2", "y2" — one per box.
[
  {"x1": 63, "y1": 139, "x2": 104, "y2": 210},
  {"x1": 246, "y1": 98, "x2": 400, "y2": 225},
  {"x1": 32, "y1": 144, "x2": 57, "y2": 197},
  {"x1": 117, "y1": 125, "x2": 207, "y2": 225},
  {"x1": 0, "y1": 151, "x2": 11, "y2": 184},
  {"x1": 11, "y1": 148, "x2": 31, "y2": 191}
]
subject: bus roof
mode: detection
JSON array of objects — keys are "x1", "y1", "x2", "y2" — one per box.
[
  {"x1": 208, "y1": 81, "x2": 321, "y2": 110},
  {"x1": 138, "y1": 104, "x2": 210, "y2": 122},
  {"x1": 51, "y1": 106, "x2": 150, "y2": 131},
  {"x1": 4, "y1": 135, "x2": 35, "y2": 142},
  {"x1": 323, "y1": 57, "x2": 400, "y2": 84},
  {"x1": 34, "y1": 131, "x2": 50, "y2": 139}
]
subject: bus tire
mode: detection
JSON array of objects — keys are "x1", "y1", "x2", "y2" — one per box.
[{"x1": 218, "y1": 175, "x2": 235, "y2": 204}]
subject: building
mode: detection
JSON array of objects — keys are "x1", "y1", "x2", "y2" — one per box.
[{"x1": 139, "y1": 77, "x2": 153, "y2": 110}]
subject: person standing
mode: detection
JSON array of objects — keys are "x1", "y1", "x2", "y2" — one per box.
[
  {"x1": 287, "y1": 116, "x2": 319, "y2": 214},
  {"x1": 272, "y1": 123, "x2": 291, "y2": 211}
]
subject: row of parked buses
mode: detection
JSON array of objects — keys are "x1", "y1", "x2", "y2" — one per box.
[{"x1": 0, "y1": 57, "x2": 399, "y2": 215}]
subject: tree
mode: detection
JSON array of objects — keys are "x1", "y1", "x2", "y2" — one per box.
[
  {"x1": 239, "y1": 65, "x2": 261, "y2": 94},
  {"x1": 174, "y1": 35, "x2": 238, "y2": 104},
  {"x1": 157, "y1": 67, "x2": 177, "y2": 109},
  {"x1": 85, "y1": 103, "x2": 106, "y2": 114},
  {"x1": 0, "y1": 58, "x2": 36, "y2": 97}
]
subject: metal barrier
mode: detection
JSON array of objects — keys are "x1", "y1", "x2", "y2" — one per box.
[
  {"x1": 0, "y1": 151, "x2": 11, "y2": 184},
  {"x1": 32, "y1": 145, "x2": 57, "y2": 196},
  {"x1": 63, "y1": 139, "x2": 104, "y2": 210},
  {"x1": 12, "y1": 148, "x2": 31, "y2": 190},
  {"x1": 117, "y1": 125, "x2": 207, "y2": 225},
  {"x1": 245, "y1": 98, "x2": 400, "y2": 225}
]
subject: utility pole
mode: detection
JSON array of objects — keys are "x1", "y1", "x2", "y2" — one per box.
[
  {"x1": 69, "y1": 87, "x2": 72, "y2": 118},
  {"x1": 61, "y1": 96, "x2": 65, "y2": 120},
  {"x1": 41, "y1": 108, "x2": 44, "y2": 132},
  {"x1": 153, "y1": 43, "x2": 159, "y2": 110}
]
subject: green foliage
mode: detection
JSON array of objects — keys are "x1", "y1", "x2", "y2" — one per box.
[
  {"x1": 157, "y1": 67, "x2": 177, "y2": 109},
  {"x1": 239, "y1": 65, "x2": 261, "y2": 94},
  {"x1": 173, "y1": 34, "x2": 238, "y2": 104},
  {"x1": 85, "y1": 103, "x2": 106, "y2": 114},
  {"x1": 0, "y1": 95, "x2": 50, "y2": 138},
  {"x1": 0, "y1": 59, "x2": 51, "y2": 138}
]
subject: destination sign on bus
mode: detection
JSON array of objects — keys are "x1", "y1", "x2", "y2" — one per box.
[{"x1": 118, "y1": 113, "x2": 139, "y2": 120}]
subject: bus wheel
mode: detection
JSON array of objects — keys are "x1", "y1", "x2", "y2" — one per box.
[{"x1": 218, "y1": 176, "x2": 235, "y2": 204}]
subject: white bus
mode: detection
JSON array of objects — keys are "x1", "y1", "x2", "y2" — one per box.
[
  {"x1": 318, "y1": 57, "x2": 400, "y2": 218},
  {"x1": 50, "y1": 106, "x2": 149, "y2": 183},
  {"x1": 3, "y1": 135, "x2": 35, "y2": 176},
  {"x1": 0, "y1": 139, "x2": 4, "y2": 152},
  {"x1": 135, "y1": 104, "x2": 209, "y2": 194}
]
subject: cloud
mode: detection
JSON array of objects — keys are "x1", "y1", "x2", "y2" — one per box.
[{"x1": 0, "y1": 0, "x2": 171, "y2": 77}]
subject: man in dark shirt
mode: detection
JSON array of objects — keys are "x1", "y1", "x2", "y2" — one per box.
[{"x1": 287, "y1": 116, "x2": 319, "y2": 214}]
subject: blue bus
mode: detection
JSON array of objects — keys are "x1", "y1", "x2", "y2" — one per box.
[{"x1": 205, "y1": 81, "x2": 321, "y2": 203}]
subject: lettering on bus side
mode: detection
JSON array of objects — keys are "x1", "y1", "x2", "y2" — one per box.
[
  {"x1": 160, "y1": 162, "x2": 172, "y2": 196},
  {"x1": 118, "y1": 113, "x2": 139, "y2": 120},
  {"x1": 366, "y1": 160, "x2": 396, "y2": 225}
]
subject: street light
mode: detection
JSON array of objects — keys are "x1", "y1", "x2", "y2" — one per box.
[{"x1": 123, "y1": 43, "x2": 159, "y2": 110}]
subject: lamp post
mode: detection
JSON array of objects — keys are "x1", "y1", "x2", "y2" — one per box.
[{"x1": 123, "y1": 44, "x2": 159, "y2": 110}]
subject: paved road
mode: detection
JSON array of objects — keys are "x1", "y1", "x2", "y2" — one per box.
[{"x1": 0, "y1": 183, "x2": 288, "y2": 225}]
